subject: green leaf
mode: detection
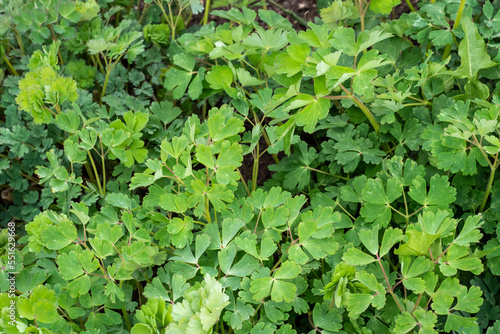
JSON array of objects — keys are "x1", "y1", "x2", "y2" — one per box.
[
  {"x1": 242, "y1": 28, "x2": 289, "y2": 52},
  {"x1": 379, "y1": 227, "x2": 404, "y2": 257},
  {"x1": 250, "y1": 277, "x2": 273, "y2": 300},
  {"x1": 33, "y1": 300, "x2": 59, "y2": 323},
  {"x1": 394, "y1": 312, "x2": 417, "y2": 334},
  {"x1": 274, "y1": 261, "x2": 301, "y2": 280},
  {"x1": 444, "y1": 313, "x2": 478, "y2": 332},
  {"x1": 56, "y1": 251, "x2": 84, "y2": 280},
  {"x1": 106, "y1": 192, "x2": 134, "y2": 210},
  {"x1": 312, "y1": 302, "x2": 342, "y2": 332},
  {"x1": 168, "y1": 217, "x2": 194, "y2": 248},
  {"x1": 347, "y1": 293, "x2": 372, "y2": 317},
  {"x1": 207, "y1": 111, "x2": 245, "y2": 142},
  {"x1": 457, "y1": 17, "x2": 496, "y2": 79},
  {"x1": 206, "y1": 65, "x2": 233, "y2": 91},
  {"x1": 41, "y1": 220, "x2": 77, "y2": 250},
  {"x1": 164, "y1": 54, "x2": 196, "y2": 99},
  {"x1": 159, "y1": 193, "x2": 188, "y2": 214},
  {"x1": 454, "y1": 285, "x2": 483, "y2": 313},
  {"x1": 294, "y1": 97, "x2": 331, "y2": 133},
  {"x1": 223, "y1": 299, "x2": 255, "y2": 330},
  {"x1": 196, "y1": 144, "x2": 215, "y2": 169},
  {"x1": 56, "y1": 109, "x2": 80, "y2": 133},
  {"x1": 360, "y1": 178, "x2": 401, "y2": 227},
  {"x1": 370, "y1": 0, "x2": 399, "y2": 15},
  {"x1": 453, "y1": 215, "x2": 483, "y2": 247},
  {"x1": 440, "y1": 244, "x2": 483, "y2": 276},
  {"x1": 343, "y1": 247, "x2": 376, "y2": 266},
  {"x1": 408, "y1": 175, "x2": 456, "y2": 210},
  {"x1": 236, "y1": 68, "x2": 265, "y2": 87},
  {"x1": 271, "y1": 280, "x2": 297, "y2": 303},
  {"x1": 359, "y1": 225, "x2": 379, "y2": 255},
  {"x1": 432, "y1": 293, "x2": 454, "y2": 315}
]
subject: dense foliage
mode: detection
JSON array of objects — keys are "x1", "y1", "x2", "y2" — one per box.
[{"x1": 2, "y1": 0, "x2": 500, "y2": 333}]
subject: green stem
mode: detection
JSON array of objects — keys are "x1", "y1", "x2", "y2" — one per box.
[
  {"x1": 479, "y1": 167, "x2": 496, "y2": 212},
  {"x1": 376, "y1": 255, "x2": 404, "y2": 312},
  {"x1": 333, "y1": 86, "x2": 380, "y2": 134},
  {"x1": 356, "y1": 0, "x2": 365, "y2": 32},
  {"x1": 267, "y1": 0, "x2": 308, "y2": 27},
  {"x1": 404, "y1": 0, "x2": 415, "y2": 12},
  {"x1": 252, "y1": 143, "x2": 259, "y2": 191},
  {"x1": 84, "y1": 162, "x2": 97, "y2": 186},
  {"x1": 205, "y1": 195, "x2": 212, "y2": 223},
  {"x1": 412, "y1": 293, "x2": 424, "y2": 314},
  {"x1": 351, "y1": 95, "x2": 379, "y2": 134},
  {"x1": 2, "y1": 53, "x2": 18, "y2": 76},
  {"x1": 202, "y1": 0, "x2": 211, "y2": 25},
  {"x1": 126, "y1": 0, "x2": 135, "y2": 15},
  {"x1": 100, "y1": 52, "x2": 125, "y2": 104},
  {"x1": 87, "y1": 152, "x2": 103, "y2": 195},
  {"x1": 94, "y1": 55, "x2": 105, "y2": 74},
  {"x1": 305, "y1": 166, "x2": 348, "y2": 180},
  {"x1": 13, "y1": 29, "x2": 25, "y2": 56},
  {"x1": 261, "y1": 128, "x2": 280, "y2": 164},
  {"x1": 101, "y1": 144, "x2": 106, "y2": 196},
  {"x1": 442, "y1": 0, "x2": 466, "y2": 60},
  {"x1": 238, "y1": 168, "x2": 251, "y2": 196},
  {"x1": 101, "y1": 70, "x2": 111, "y2": 104},
  {"x1": 122, "y1": 307, "x2": 132, "y2": 331},
  {"x1": 139, "y1": 3, "x2": 150, "y2": 23}
]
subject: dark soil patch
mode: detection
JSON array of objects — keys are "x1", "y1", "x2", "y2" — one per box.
[
  {"x1": 239, "y1": 136, "x2": 277, "y2": 187},
  {"x1": 265, "y1": 0, "x2": 318, "y2": 30},
  {"x1": 238, "y1": 117, "x2": 285, "y2": 187},
  {"x1": 392, "y1": 0, "x2": 420, "y2": 19}
]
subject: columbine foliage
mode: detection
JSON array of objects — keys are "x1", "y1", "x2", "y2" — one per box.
[{"x1": 2, "y1": 0, "x2": 500, "y2": 333}]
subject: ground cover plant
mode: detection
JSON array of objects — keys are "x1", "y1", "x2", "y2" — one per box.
[{"x1": 2, "y1": 0, "x2": 500, "y2": 333}]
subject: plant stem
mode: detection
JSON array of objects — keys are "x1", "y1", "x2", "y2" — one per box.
[
  {"x1": 94, "y1": 55, "x2": 105, "y2": 74},
  {"x1": 88, "y1": 151, "x2": 103, "y2": 195},
  {"x1": 252, "y1": 143, "x2": 259, "y2": 191},
  {"x1": 351, "y1": 95, "x2": 380, "y2": 134},
  {"x1": 413, "y1": 293, "x2": 424, "y2": 314},
  {"x1": 479, "y1": 167, "x2": 496, "y2": 212},
  {"x1": 377, "y1": 254, "x2": 404, "y2": 311},
  {"x1": 404, "y1": 0, "x2": 415, "y2": 12},
  {"x1": 84, "y1": 163, "x2": 97, "y2": 186},
  {"x1": 11, "y1": 30, "x2": 24, "y2": 56},
  {"x1": 2, "y1": 53, "x2": 18, "y2": 76},
  {"x1": 267, "y1": 0, "x2": 308, "y2": 27},
  {"x1": 261, "y1": 128, "x2": 280, "y2": 164},
  {"x1": 442, "y1": 0, "x2": 466, "y2": 60},
  {"x1": 139, "y1": 3, "x2": 150, "y2": 23},
  {"x1": 101, "y1": 142, "x2": 106, "y2": 196},
  {"x1": 202, "y1": 0, "x2": 211, "y2": 25},
  {"x1": 238, "y1": 168, "x2": 251, "y2": 196},
  {"x1": 335, "y1": 85, "x2": 380, "y2": 134},
  {"x1": 205, "y1": 196, "x2": 212, "y2": 223},
  {"x1": 101, "y1": 70, "x2": 111, "y2": 104},
  {"x1": 122, "y1": 307, "x2": 132, "y2": 331},
  {"x1": 305, "y1": 166, "x2": 348, "y2": 180}
]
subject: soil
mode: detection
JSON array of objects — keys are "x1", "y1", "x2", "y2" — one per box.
[
  {"x1": 239, "y1": 136, "x2": 278, "y2": 186},
  {"x1": 392, "y1": 0, "x2": 420, "y2": 19}
]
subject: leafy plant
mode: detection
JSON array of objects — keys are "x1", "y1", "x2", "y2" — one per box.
[{"x1": 2, "y1": 0, "x2": 500, "y2": 333}]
